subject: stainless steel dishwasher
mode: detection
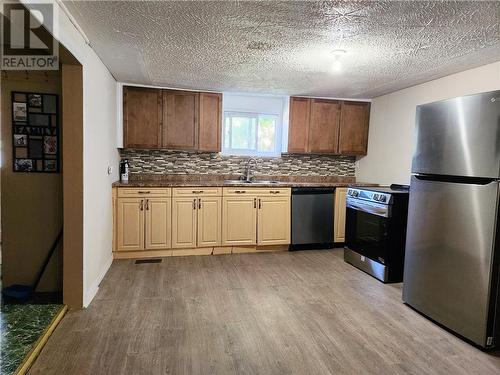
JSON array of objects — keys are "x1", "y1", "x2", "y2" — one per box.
[{"x1": 290, "y1": 187, "x2": 335, "y2": 250}]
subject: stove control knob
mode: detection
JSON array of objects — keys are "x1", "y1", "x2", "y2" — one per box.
[
  {"x1": 379, "y1": 196, "x2": 387, "y2": 202},
  {"x1": 373, "y1": 194, "x2": 379, "y2": 201}
]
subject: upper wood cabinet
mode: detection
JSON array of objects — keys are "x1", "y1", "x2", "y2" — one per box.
[
  {"x1": 308, "y1": 99, "x2": 341, "y2": 154},
  {"x1": 288, "y1": 96, "x2": 370, "y2": 156},
  {"x1": 122, "y1": 86, "x2": 222, "y2": 152},
  {"x1": 338, "y1": 101, "x2": 370, "y2": 155},
  {"x1": 199, "y1": 92, "x2": 222, "y2": 152},
  {"x1": 288, "y1": 97, "x2": 311, "y2": 153},
  {"x1": 123, "y1": 87, "x2": 162, "y2": 149},
  {"x1": 163, "y1": 90, "x2": 199, "y2": 150}
]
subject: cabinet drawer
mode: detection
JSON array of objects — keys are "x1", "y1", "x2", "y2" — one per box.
[
  {"x1": 256, "y1": 188, "x2": 291, "y2": 197},
  {"x1": 172, "y1": 187, "x2": 222, "y2": 197},
  {"x1": 223, "y1": 187, "x2": 291, "y2": 196},
  {"x1": 223, "y1": 187, "x2": 259, "y2": 196},
  {"x1": 118, "y1": 188, "x2": 171, "y2": 198}
]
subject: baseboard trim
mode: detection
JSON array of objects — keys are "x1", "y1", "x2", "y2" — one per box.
[
  {"x1": 113, "y1": 249, "x2": 174, "y2": 259},
  {"x1": 14, "y1": 305, "x2": 68, "y2": 375},
  {"x1": 113, "y1": 244, "x2": 289, "y2": 259},
  {"x1": 172, "y1": 248, "x2": 213, "y2": 256},
  {"x1": 83, "y1": 253, "x2": 113, "y2": 307}
]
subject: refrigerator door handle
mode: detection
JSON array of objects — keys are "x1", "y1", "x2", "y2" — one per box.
[{"x1": 414, "y1": 174, "x2": 497, "y2": 185}]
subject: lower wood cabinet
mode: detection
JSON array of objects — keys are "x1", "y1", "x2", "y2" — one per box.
[
  {"x1": 117, "y1": 196, "x2": 172, "y2": 251},
  {"x1": 334, "y1": 188, "x2": 348, "y2": 243},
  {"x1": 222, "y1": 189, "x2": 291, "y2": 246},
  {"x1": 116, "y1": 189, "x2": 172, "y2": 252},
  {"x1": 257, "y1": 196, "x2": 291, "y2": 245},
  {"x1": 172, "y1": 197, "x2": 198, "y2": 248},
  {"x1": 222, "y1": 196, "x2": 257, "y2": 245},
  {"x1": 172, "y1": 195, "x2": 222, "y2": 248},
  {"x1": 115, "y1": 187, "x2": 291, "y2": 256},
  {"x1": 145, "y1": 198, "x2": 172, "y2": 250},
  {"x1": 197, "y1": 196, "x2": 222, "y2": 247},
  {"x1": 112, "y1": 188, "x2": 117, "y2": 251},
  {"x1": 117, "y1": 197, "x2": 145, "y2": 251}
]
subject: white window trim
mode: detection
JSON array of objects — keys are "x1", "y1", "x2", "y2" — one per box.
[{"x1": 222, "y1": 110, "x2": 282, "y2": 157}]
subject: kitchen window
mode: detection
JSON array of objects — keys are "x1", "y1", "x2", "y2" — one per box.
[{"x1": 222, "y1": 112, "x2": 281, "y2": 157}]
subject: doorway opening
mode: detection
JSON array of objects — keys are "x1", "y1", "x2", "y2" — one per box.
[{"x1": 1, "y1": 41, "x2": 85, "y2": 373}]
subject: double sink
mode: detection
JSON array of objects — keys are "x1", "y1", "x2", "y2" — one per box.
[{"x1": 224, "y1": 179, "x2": 280, "y2": 185}]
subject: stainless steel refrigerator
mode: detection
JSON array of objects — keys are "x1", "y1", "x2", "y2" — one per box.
[{"x1": 403, "y1": 90, "x2": 500, "y2": 348}]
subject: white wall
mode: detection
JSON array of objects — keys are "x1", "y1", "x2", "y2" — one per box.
[
  {"x1": 81, "y1": 51, "x2": 119, "y2": 307},
  {"x1": 357, "y1": 62, "x2": 500, "y2": 185},
  {"x1": 23, "y1": 0, "x2": 120, "y2": 306}
]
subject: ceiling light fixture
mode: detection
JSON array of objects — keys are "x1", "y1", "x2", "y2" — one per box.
[{"x1": 331, "y1": 49, "x2": 346, "y2": 73}]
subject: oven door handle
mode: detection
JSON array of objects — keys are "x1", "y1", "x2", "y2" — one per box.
[{"x1": 346, "y1": 198, "x2": 390, "y2": 218}]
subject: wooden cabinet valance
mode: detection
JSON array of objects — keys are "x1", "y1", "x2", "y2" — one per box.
[
  {"x1": 288, "y1": 96, "x2": 370, "y2": 156},
  {"x1": 123, "y1": 86, "x2": 222, "y2": 152}
]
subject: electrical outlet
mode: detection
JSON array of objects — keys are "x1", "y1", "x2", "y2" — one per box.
[{"x1": 107, "y1": 166, "x2": 113, "y2": 175}]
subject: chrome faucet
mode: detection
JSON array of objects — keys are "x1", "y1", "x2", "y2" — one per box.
[{"x1": 244, "y1": 158, "x2": 257, "y2": 182}]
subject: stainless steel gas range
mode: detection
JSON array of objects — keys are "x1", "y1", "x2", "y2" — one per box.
[{"x1": 344, "y1": 185, "x2": 409, "y2": 283}]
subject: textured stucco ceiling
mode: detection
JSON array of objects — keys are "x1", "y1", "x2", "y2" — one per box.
[{"x1": 62, "y1": 1, "x2": 500, "y2": 98}]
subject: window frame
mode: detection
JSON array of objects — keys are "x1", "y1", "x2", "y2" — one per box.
[{"x1": 222, "y1": 111, "x2": 282, "y2": 157}]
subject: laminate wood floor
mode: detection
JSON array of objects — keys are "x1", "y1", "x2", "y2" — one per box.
[{"x1": 29, "y1": 249, "x2": 500, "y2": 375}]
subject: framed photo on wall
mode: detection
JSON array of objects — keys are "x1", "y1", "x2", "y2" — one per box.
[
  {"x1": 11, "y1": 91, "x2": 60, "y2": 173},
  {"x1": 13, "y1": 102, "x2": 27, "y2": 122}
]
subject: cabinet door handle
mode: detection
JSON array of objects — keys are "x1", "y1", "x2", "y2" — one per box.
[
  {"x1": 140, "y1": 200, "x2": 144, "y2": 211},
  {"x1": 270, "y1": 191, "x2": 280, "y2": 194},
  {"x1": 235, "y1": 190, "x2": 246, "y2": 194},
  {"x1": 145, "y1": 199, "x2": 149, "y2": 210},
  {"x1": 138, "y1": 191, "x2": 151, "y2": 194},
  {"x1": 192, "y1": 190, "x2": 203, "y2": 194},
  {"x1": 198, "y1": 198, "x2": 202, "y2": 209},
  {"x1": 254, "y1": 198, "x2": 256, "y2": 208},
  {"x1": 258, "y1": 198, "x2": 261, "y2": 209},
  {"x1": 193, "y1": 198, "x2": 197, "y2": 210}
]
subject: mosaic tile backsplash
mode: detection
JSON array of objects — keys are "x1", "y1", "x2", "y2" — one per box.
[{"x1": 120, "y1": 149, "x2": 356, "y2": 177}]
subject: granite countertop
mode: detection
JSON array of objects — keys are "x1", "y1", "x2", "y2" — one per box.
[{"x1": 112, "y1": 174, "x2": 378, "y2": 188}]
